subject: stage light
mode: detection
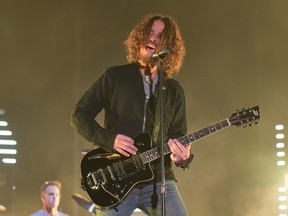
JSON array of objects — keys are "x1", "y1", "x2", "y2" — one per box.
[
  {"x1": 2, "y1": 158, "x2": 16, "y2": 164},
  {"x1": 276, "y1": 125, "x2": 285, "y2": 130},
  {"x1": 277, "y1": 143, "x2": 285, "y2": 148},
  {"x1": 0, "y1": 130, "x2": 12, "y2": 136},
  {"x1": 277, "y1": 134, "x2": 285, "y2": 139},
  {"x1": 276, "y1": 124, "x2": 286, "y2": 167},
  {"x1": 275, "y1": 124, "x2": 288, "y2": 215},
  {"x1": 279, "y1": 187, "x2": 287, "y2": 193},
  {"x1": 0, "y1": 109, "x2": 17, "y2": 164},
  {"x1": 277, "y1": 161, "x2": 286, "y2": 166},
  {"x1": 279, "y1": 196, "x2": 287, "y2": 201},
  {"x1": 277, "y1": 152, "x2": 286, "y2": 157},
  {"x1": 0, "y1": 140, "x2": 17, "y2": 145},
  {"x1": 0, "y1": 121, "x2": 8, "y2": 126},
  {"x1": 0, "y1": 149, "x2": 17, "y2": 154}
]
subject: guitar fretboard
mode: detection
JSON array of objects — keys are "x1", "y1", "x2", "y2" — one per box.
[{"x1": 140, "y1": 118, "x2": 231, "y2": 164}]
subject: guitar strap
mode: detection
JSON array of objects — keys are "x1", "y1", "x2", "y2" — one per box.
[{"x1": 151, "y1": 76, "x2": 167, "y2": 145}]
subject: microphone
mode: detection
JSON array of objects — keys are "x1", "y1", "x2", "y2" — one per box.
[{"x1": 151, "y1": 48, "x2": 170, "y2": 60}]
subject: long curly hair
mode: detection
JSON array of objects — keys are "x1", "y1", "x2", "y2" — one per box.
[{"x1": 124, "y1": 14, "x2": 186, "y2": 78}]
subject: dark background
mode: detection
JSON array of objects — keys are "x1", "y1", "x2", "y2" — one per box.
[{"x1": 0, "y1": 0, "x2": 287, "y2": 215}]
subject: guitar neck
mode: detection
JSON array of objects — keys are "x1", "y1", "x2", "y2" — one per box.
[
  {"x1": 140, "y1": 118, "x2": 231, "y2": 164},
  {"x1": 176, "y1": 118, "x2": 231, "y2": 148}
]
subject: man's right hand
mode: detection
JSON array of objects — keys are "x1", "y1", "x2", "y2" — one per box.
[{"x1": 113, "y1": 134, "x2": 138, "y2": 157}]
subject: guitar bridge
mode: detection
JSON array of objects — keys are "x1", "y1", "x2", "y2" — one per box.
[{"x1": 86, "y1": 169, "x2": 107, "y2": 190}]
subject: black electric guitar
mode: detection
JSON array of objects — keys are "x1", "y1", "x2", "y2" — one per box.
[{"x1": 80, "y1": 106, "x2": 260, "y2": 210}]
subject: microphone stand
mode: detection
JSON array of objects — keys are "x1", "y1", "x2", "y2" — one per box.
[{"x1": 158, "y1": 58, "x2": 166, "y2": 216}]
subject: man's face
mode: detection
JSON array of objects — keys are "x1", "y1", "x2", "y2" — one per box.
[
  {"x1": 139, "y1": 19, "x2": 165, "y2": 65},
  {"x1": 41, "y1": 185, "x2": 60, "y2": 210}
]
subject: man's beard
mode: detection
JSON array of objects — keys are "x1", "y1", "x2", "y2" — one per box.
[{"x1": 139, "y1": 54, "x2": 158, "y2": 67}]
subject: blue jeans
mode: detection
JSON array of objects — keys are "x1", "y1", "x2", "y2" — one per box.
[{"x1": 96, "y1": 180, "x2": 188, "y2": 216}]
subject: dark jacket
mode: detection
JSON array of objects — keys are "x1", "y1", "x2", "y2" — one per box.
[{"x1": 71, "y1": 63, "x2": 191, "y2": 181}]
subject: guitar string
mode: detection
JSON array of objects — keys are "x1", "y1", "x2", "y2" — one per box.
[
  {"x1": 92, "y1": 150, "x2": 155, "y2": 180},
  {"x1": 91, "y1": 141, "x2": 179, "y2": 183},
  {"x1": 88, "y1": 112, "x2": 258, "y2": 184},
  {"x1": 92, "y1": 131, "x2": 203, "y2": 182},
  {"x1": 92, "y1": 155, "x2": 143, "y2": 182},
  {"x1": 91, "y1": 145, "x2": 168, "y2": 183},
  {"x1": 91, "y1": 121, "x2": 229, "y2": 183}
]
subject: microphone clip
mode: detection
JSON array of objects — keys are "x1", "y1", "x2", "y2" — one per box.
[{"x1": 151, "y1": 48, "x2": 170, "y2": 60}]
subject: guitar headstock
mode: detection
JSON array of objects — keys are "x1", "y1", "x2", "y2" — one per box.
[{"x1": 229, "y1": 106, "x2": 260, "y2": 128}]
